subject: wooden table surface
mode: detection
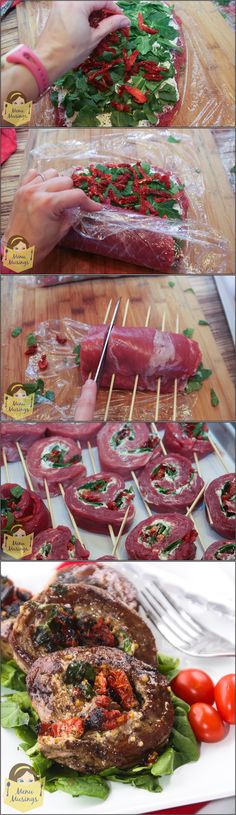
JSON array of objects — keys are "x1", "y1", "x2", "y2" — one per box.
[
  {"x1": 1, "y1": 274, "x2": 235, "y2": 422},
  {"x1": 1, "y1": 128, "x2": 235, "y2": 275},
  {"x1": 12, "y1": 0, "x2": 235, "y2": 128}
]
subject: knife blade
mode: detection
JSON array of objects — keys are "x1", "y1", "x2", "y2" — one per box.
[{"x1": 94, "y1": 298, "x2": 121, "y2": 386}]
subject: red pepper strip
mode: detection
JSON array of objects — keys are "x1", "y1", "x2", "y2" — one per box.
[
  {"x1": 38, "y1": 354, "x2": 48, "y2": 371},
  {"x1": 121, "y1": 85, "x2": 147, "y2": 103},
  {"x1": 138, "y1": 12, "x2": 159, "y2": 34}
]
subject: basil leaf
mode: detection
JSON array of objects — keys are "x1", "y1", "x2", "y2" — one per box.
[
  {"x1": 11, "y1": 327, "x2": 22, "y2": 338},
  {"x1": 210, "y1": 388, "x2": 219, "y2": 407}
]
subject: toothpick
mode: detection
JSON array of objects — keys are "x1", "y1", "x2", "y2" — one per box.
[
  {"x1": 103, "y1": 298, "x2": 113, "y2": 324},
  {"x1": 44, "y1": 479, "x2": 56, "y2": 528},
  {"x1": 209, "y1": 435, "x2": 229, "y2": 472},
  {"x1": 131, "y1": 470, "x2": 152, "y2": 517},
  {"x1": 129, "y1": 306, "x2": 151, "y2": 422},
  {"x1": 104, "y1": 299, "x2": 130, "y2": 421},
  {"x1": 150, "y1": 422, "x2": 167, "y2": 456},
  {"x1": 155, "y1": 312, "x2": 166, "y2": 421},
  {"x1": 112, "y1": 506, "x2": 130, "y2": 558},
  {"x1": 2, "y1": 449, "x2": 9, "y2": 483},
  {"x1": 86, "y1": 441, "x2": 116, "y2": 548},
  {"x1": 16, "y1": 442, "x2": 34, "y2": 491},
  {"x1": 59, "y1": 482, "x2": 86, "y2": 548},
  {"x1": 172, "y1": 314, "x2": 179, "y2": 421},
  {"x1": 186, "y1": 483, "x2": 205, "y2": 516},
  {"x1": 206, "y1": 502, "x2": 213, "y2": 526}
]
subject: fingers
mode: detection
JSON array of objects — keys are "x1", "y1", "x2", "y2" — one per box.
[
  {"x1": 28, "y1": 168, "x2": 60, "y2": 187},
  {"x1": 43, "y1": 176, "x2": 73, "y2": 193},
  {"x1": 88, "y1": 1, "x2": 124, "y2": 11},
  {"x1": 95, "y1": 12, "x2": 130, "y2": 39},
  {"x1": 52, "y1": 188, "x2": 103, "y2": 214},
  {"x1": 20, "y1": 169, "x2": 39, "y2": 186}
]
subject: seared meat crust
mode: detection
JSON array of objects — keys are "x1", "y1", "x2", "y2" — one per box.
[
  {"x1": 11, "y1": 583, "x2": 157, "y2": 672},
  {"x1": 50, "y1": 564, "x2": 138, "y2": 609},
  {"x1": 27, "y1": 646, "x2": 173, "y2": 773}
]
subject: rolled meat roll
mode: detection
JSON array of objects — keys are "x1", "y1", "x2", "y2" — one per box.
[
  {"x1": 26, "y1": 436, "x2": 86, "y2": 498},
  {"x1": 163, "y1": 422, "x2": 212, "y2": 460},
  {"x1": 27, "y1": 646, "x2": 173, "y2": 773},
  {"x1": 1, "y1": 579, "x2": 32, "y2": 659},
  {"x1": 205, "y1": 474, "x2": 235, "y2": 539},
  {"x1": 26, "y1": 527, "x2": 90, "y2": 561},
  {"x1": 11, "y1": 583, "x2": 157, "y2": 672},
  {"x1": 139, "y1": 454, "x2": 204, "y2": 513},
  {"x1": 97, "y1": 422, "x2": 160, "y2": 476},
  {"x1": 1, "y1": 483, "x2": 51, "y2": 542},
  {"x1": 1, "y1": 422, "x2": 46, "y2": 463},
  {"x1": 80, "y1": 326, "x2": 202, "y2": 393},
  {"x1": 50, "y1": 563, "x2": 139, "y2": 609},
  {"x1": 65, "y1": 472, "x2": 135, "y2": 534},
  {"x1": 202, "y1": 540, "x2": 236, "y2": 561},
  {"x1": 125, "y1": 513, "x2": 197, "y2": 560},
  {"x1": 46, "y1": 423, "x2": 102, "y2": 444}
]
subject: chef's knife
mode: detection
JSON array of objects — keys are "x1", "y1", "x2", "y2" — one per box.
[{"x1": 74, "y1": 298, "x2": 121, "y2": 421}]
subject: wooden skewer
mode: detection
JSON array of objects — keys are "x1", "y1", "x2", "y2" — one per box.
[
  {"x1": 16, "y1": 442, "x2": 34, "y2": 491},
  {"x1": 209, "y1": 435, "x2": 229, "y2": 472},
  {"x1": 44, "y1": 479, "x2": 56, "y2": 529},
  {"x1": 206, "y1": 502, "x2": 213, "y2": 527},
  {"x1": 131, "y1": 470, "x2": 152, "y2": 518},
  {"x1": 104, "y1": 298, "x2": 130, "y2": 421},
  {"x1": 2, "y1": 449, "x2": 9, "y2": 483},
  {"x1": 129, "y1": 306, "x2": 151, "y2": 422},
  {"x1": 150, "y1": 422, "x2": 167, "y2": 456},
  {"x1": 59, "y1": 483, "x2": 86, "y2": 548},
  {"x1": 112, "y1": 506, "x2": 130, "y2": 558},
  {"x1": 155, "y1": 312, "x2": 166, "y2": 422},
  {"x1": 186, "y1": 483, "x2": 205, "y2": 516},
  {"x1": 86, "y1": 442, "x2": 116, "y2": 547},
  {"x1": 172, "y1": 314, "x2": 179, "y2": 421},
  {"x1": 188, "y1": 511, "x2": 206, "y2": 554}
]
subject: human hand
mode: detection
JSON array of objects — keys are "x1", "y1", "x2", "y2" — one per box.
[
  {"x1": 3, "y1": 169, "x2": 102, "y2": 265},
  {"x1": 34, "y1": 1, "x2": 130, "y2": 84}
]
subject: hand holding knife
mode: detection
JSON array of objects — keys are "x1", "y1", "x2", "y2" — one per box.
[{"x1": 74, "y1": 298, "x2": 121, "y2": 421}]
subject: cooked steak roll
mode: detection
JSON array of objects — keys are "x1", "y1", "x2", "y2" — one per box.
[
  {"x1": 11, "y1": 583, "x2": 157, "y2": 672},
  {"x1": 1, "y1": 578, "x2": 32, "y2": 659},
  {"x1": 50, "y1": 564, "x2": 139, "y2": 610},
  {"x1": 27, "y1": 646, "x2": 173, "y2": 773}
]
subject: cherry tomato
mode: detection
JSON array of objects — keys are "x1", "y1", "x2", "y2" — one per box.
[
  {"x1": 171, "y1": 669, "x2": 215, "y2": 705},
  {"x1": 188, "y1": 703, "x2": 228, "y2": 743},
  {"x1": 215, "y1": 674, "x2": 235, "y2": 725}
]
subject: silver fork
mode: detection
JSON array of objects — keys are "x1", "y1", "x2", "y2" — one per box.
[{"x1": 138, "y1": 578, "x2": 235, "y2": 657}]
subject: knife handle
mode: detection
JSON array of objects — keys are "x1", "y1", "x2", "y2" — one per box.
[{"x1": 74, "y1": 379, "x2": 97, "y2": 422}]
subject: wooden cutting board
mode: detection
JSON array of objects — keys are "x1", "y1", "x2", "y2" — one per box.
[
  {"x1": 16, "y1": 0, "x2": 235, "y2": 128},
  {"x1": 1, "y1": 275, "x2": 235, "y2": 421}
]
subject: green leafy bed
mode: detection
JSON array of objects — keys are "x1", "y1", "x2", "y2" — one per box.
[
  {"x1": 51, "y1": 1, "x2": 184, "y2": 126},
  {"x1": 1, "y1": 653, "x2": 200, "y2": 802}
]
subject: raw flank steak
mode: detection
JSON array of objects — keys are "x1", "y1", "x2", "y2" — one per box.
[
  {"x1": 64, "y1": 162, "x2": 189, "y2": 272},
  {"x1": 52, "y1": 1, "x2": 186, "y2": 127}
]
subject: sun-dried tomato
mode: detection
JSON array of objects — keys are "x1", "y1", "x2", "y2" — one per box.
[
  {"x1": 56, "y1": 334, "x2": 67, "y2": 345},
  {"x1": 94, "y1": 671, "x2": 107, "y2": 696},
  {"x1": 138, "y1": 12, "x2": 159, "y2": 34},
  {"x1": 38, "y1": 354, "x2": 48, "y2": 371},
  {"x1": 111, "y1": 102, "x2": 131, "y2": 111},
  {"x1": 40, "y1": 716, "x2": 84, "y2": 738},
  {"x1": 24, "y1": 345, "x2": 38, "y2": 356},
  {"x1": 89, "y1": 8, "x2": 119, "y2": 29},
  {"x1": 107, "y1": 669, "x2": 136, "y2": 710},
  {"x1": 100, "y1": 709, "x2": 129, "y2": 731}
]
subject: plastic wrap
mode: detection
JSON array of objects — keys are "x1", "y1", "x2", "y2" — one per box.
[
  {"x1": 21, "y1": 130, "x2": 230, "y2": 274},
  {"x1": 212, "y1": 128, "x2": 236, "y2": 193},
  {"x1": 214, "y1": 0, "x2": 236, "y2": 30},
  {"x1": 29, "y1": 0, "x2": 235, "y2": 127}
]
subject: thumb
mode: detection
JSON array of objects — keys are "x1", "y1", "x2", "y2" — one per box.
[{"x1": 95, "y1": 13, "x2": 130, "y2": 40}]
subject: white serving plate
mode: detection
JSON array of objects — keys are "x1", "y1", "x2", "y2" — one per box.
[
  {"x1": 1, "y1": 561, "x2": 235, "y2": 815},
  {"x1": 1, "y1": 423, "x2": 235, "y2": 561}
]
